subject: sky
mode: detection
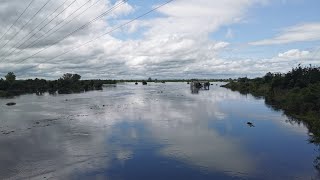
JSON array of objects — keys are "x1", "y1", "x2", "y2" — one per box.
[{"x1": 0, "y1": 0, "x2": 319, "y2": 79}]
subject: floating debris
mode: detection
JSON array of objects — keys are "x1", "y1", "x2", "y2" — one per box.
[
  {"x1": 247, "y1": 122, "x2": 255, "y2": 127},
  {"x1": 6, "y1": 102, "x2": 16, "y2": 106},
  {"x1": 2, "y1": 130, "x2": 15, "y2": 135}
]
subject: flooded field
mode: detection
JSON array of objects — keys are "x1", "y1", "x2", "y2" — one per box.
[{"x1": 0, "y1": 82, "x2": 318, "y2": 179}]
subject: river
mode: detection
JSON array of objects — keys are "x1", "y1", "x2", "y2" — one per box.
[{"x1": 0, "y1": 82, "x2": 318, "y2": 179}]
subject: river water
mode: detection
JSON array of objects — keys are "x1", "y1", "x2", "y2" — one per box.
[{"x1": 0, "y1": 82, "x2": 318, "y2": 179}]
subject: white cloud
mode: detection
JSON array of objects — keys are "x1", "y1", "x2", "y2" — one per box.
[
  {"x1": 250, "y1": 23, "x2": 320, "y2": 45},
  {"x1": 145, "y1": 0, "x2": 266, "y2": 37},
  {"x1": 213, "y1": 41, "x2": 230, "y2": 50},
  {"x1": 1, "y1": 0, "x2": 267, "y2": 79},
  {"x1": 110, "y1": 1, "x2": 135, "y2": 17},
  {"x1": 0, "y1": 0, "x2": 318, "y2": 80},
  {"x1": 278, "y1": 49, "x2": 310, "y2": 59}
]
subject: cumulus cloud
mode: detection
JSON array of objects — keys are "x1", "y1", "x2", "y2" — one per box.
[
  {"x1": 143, "y1": 0, "x2": 268, "y2": 37},
  {"x1": 278, "y1": 49, "x2": 310, "y2": 59},
  {"x1": 0, "y1": 0, "x2": 318, "y2": 79},
  {"x1": 250, "y1": 23, "x2": 320, "y2": 45},
  {"x1": 107, "y1": 0, "x2": 135, "y2": 18}
]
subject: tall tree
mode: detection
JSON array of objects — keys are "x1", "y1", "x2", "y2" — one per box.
[
  {"x1": 62, "y1": 73, "x2": 73, "y2": 81},
  {"x1": 5, "y1": 72, "x2": 16, "y2": 83},
  {"x1": 71, "y1": 74, "x2": 81, "y2": 82}
]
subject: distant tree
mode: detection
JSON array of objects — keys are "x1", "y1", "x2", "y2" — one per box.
[
  {"x1": 72, "y1": 74, "x2": 81, "y2": 82},
  {"x1": 148, "y1": 77, "x2": 152, "y2": 81},
  {"x1": 238, "y1": 77, "x2": 248, "y2": 83},
  {"x1": 5, "y1": 72, "x2": 16, "y2": 83},
  {"x1": 62, "y1": 73, "x2": 73, "y2": 81},
  {"x1": 61, "y1": 73, "x2": 81, "y2": 82},
  {"x1": 263, "y1": 72, "x2": 273, "y2": 83}
]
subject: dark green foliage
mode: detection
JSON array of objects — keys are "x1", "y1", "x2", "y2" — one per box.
[
  {"x1": 5, "y1": 72, "x2": 16, "y2": 83},
  {"x1": 0, "y1": 79, "x2": 10, "y2": 91},
  {"x1": 222, "y1": 65, "x2": 320, "y2": 171},
  {"x1": 0, "y1": 73, "x2": 117, "y2": 97},
  {"x1": 222, "y1": 65, "x2": 320, "y2": 141}
]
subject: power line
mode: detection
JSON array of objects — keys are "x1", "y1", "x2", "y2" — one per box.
[
  {"x1": 23, "y1": 0, "x2": 83, "y2": 46},
  {"x1": 33, "y1": 0, "x2": 102, "y2": 47},
  {"x1": 0, "y1": 0, "x2": 78, "y2": 62},
  {"x1": 14, "y1": 0, "x2": 174, "y2": 74},
  {"x1": 0, "y1": 0, "x2": 35, "y2": 43},
  {"x1": 14, "y1": 0, "x2": 127, "y2": 64},
  {"x1": 0, "y1": 0, "x2": 53, "y2": 54},
  {"x1": 22, "y1": 0, "x2": 70, "y2": 42},
  {"x1": 25, "y1": 0, "x2": 117, "y2": 51},
  {"x1": 1, "y1": 0, "x2": 97, "y2": 62},
  {"x1": 0, "y1": 0, "x2": 70, "y2": 59}
]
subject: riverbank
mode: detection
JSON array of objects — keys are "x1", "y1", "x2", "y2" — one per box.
[{"x1": 222, "y1": 65, "x2": 320, "y2": 142}]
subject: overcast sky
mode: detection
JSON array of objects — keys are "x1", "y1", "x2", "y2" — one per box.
[{"x1": 0, "y1": 0, "x2": 319, "y2": 79}]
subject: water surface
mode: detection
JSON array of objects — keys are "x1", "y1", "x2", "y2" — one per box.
[{"x1": 0, "y1": 82, "x2": 318, "y2": 179}]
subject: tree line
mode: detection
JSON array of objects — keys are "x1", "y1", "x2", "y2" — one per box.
[
  {"x1": 0, "y1": 72, "x2": 116, "y2": 97},
  {"x1": 222, "y1": 65, "x2": 320, "y2": 142}
]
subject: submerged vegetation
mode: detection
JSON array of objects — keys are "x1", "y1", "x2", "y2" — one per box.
[
  {"x1": 0, "y1": 73, "x2": 227, "y2": 98},
  {"x1": 0, "y1": 72, "x2": 116, "y2": 97},
  {"x1": 120, "y1": 78, "x2": 229, "y2": 83},
  {"x1": 222, "y1": 65, "x2": 320, "y2": 142}
]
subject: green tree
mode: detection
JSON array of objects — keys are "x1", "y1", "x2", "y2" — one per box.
[
  {"x1": 263, "y1": 72, "x2": 273, "y2": 83},
  {"x1": 61, "y1": 73, "x2": 81, "y2": 82},
  {"x1": 71, "y1": 74, "x2": 81, "y2": 82},
  {"x1": 5, "y1": 72, "x2": 16, "y2": 83},
  {"x1": 62, "y1": 73, "x2": 73, "y2": 81}
]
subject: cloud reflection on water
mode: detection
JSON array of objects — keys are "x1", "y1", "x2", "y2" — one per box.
[{"x1": 0, "y1": 83, "x2": 316, "y2": 179}]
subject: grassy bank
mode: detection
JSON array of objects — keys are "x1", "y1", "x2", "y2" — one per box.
[{"x1": 222, "y1": 65, "x2": 320, "y2": 142}]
